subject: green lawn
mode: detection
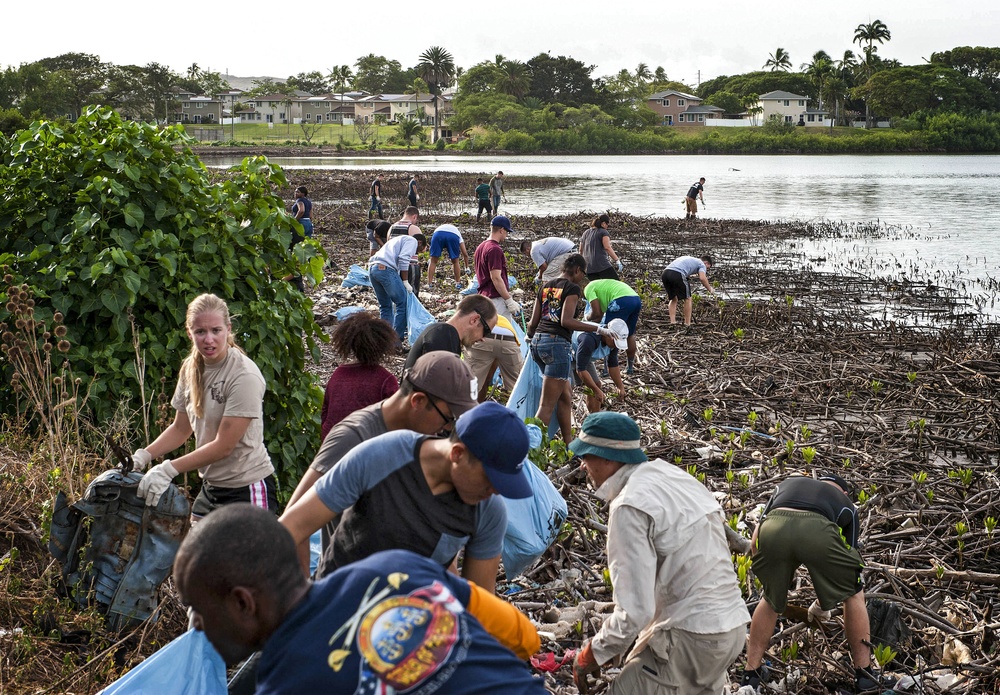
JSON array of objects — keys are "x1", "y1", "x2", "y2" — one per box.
[{"x1": 180, "y1": 122, "x2": 431, "y2": 146}]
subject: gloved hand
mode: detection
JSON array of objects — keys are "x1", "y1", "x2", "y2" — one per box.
[
  {"x1": 416, "y1": 194, "x2": 420, "y2": 202},
  {"x1": 596, "y1": 326, "x2": 614, "y2": 339},
  {"x1": 131, "y1": 448, "x2": 152, "y2": 472},
  {"x1": 403, "y1": 280, "x2": 414, "y2": 293},
  {"x1": 137, "y1": 460, "x2": 179, "y2": 507},
  {"x1": 504, "y1": 297, "x2": 521, "y2": 316},
  {"x1": 572, "y1": 642, "x2": 600, "y2": 695},
  {"x1": 615, "y1": 259, "x2": 624, "y2": 273}
]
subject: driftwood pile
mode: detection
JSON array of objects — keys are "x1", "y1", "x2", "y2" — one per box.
[{"x1": 300, "y1": 168, "x2": 999, "y2": 694}]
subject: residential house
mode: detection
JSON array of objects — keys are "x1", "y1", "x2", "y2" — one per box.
[
  {"x1": 756, "y1": 90, "x2": 828, "y2": 127},
  {"x1": 244, "y1": 93, "x2": 304, "y2": 124},
  {"x1": 169, "y1": 89, "x2": 224, "y2": 124},
  {"x1": 645, "y1": 89, "x2": 721, "y2": 126},
  {"x1": 354, "y1": 95, "x2": 392, "y2": 124},
  {"x1": 300, "y1": 94, "x2": 356, "y2": 124}
]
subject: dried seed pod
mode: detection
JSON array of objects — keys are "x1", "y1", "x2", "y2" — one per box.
[
  {"x1": 53, "y1": 312, "x2": 64, "y2": 323},
  {"x1": 57, "y1": 340, "x2": 71, "y2": 353},
  {"x1": 53, "y1": 376, "x2": 63, "y2": 386},
  {"x1": 43, "y1": 342, "x2": 53, "y2": 353},
  {"x1": 54, "y1": 325, "x2": 67, "y2": 337}
]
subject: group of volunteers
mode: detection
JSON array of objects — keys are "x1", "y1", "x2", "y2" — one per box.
[{"x1": 123, "y1": 178, "x2": 896, "y2": 694}]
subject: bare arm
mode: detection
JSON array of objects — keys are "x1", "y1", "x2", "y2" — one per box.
[
  {"x1": 601, "y1": 236, "x2": 619, "y2": 263},
  {"x1": 558, "y1": 293, "x2": 595, "y2": 333},
  {"x1": 461, "y1": 554, "x2": 500, "y2": 595},
  {"x1": 286, "y1": 467, "x2": 324, "y2": 508},
  {"x1": 608, "y1": 365, "x2": 626, "y2": 399},
  {"x1": 588, "y1": 298, "x2": 604, "y2": 324},
  {"x1": 489, "y1": 268, "x2": 511, "y2": 300},
  {"x1": 577, "y1": 367, "x2": 605, "y2": 400},
  {"x1": 161, "y1": 415, "x2": 252, "y2": 474},
  {"x1": 143, "y1": 409, "x2": 194, "y2": 460},
  {"x1": 526, "y1": 294, "x2": 543, "y2": 335},
  {"x1": 459, "y1": 242, "x2": 471, "y2": 268},
  {"x1": 280, "y1": 487, "x2": 341, "y2": 577},
  {"x1": 697, "y1": 270, "x2": 715, "y2": 294}
]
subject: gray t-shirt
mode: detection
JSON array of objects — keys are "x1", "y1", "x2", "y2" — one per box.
[
  {"x1": 530, "y1": 237, "x2": 576, "y2": 268},
  {"x1": 665, "y1": 256, "x2": 707, "y2": 278},
  {"x1": 579, "y1": 227, "x2": 612, "y2": 273},
  {"x1": 309, "y1": 402, "x2": 388, "y2": 475},
  {"x1": 171, "y1": 349, "x2": 274, "y2": 488}
]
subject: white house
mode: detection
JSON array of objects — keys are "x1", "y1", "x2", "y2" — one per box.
[{"x1": 755, "y1": 90, "x2": 828, "y2": 127}]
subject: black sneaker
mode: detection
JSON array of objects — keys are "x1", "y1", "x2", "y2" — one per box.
[{"x1": 855, "y1": 667, "x2": 896, "y2": 692}]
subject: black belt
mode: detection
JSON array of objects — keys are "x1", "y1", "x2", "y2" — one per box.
[{"x1": 487, "y1": 334, "x2": 518, "y2": 342}]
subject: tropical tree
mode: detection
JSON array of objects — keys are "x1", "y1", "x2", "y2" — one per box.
[
  {"x1": 741, "y1": 94, "x2": 764, "y2": 126},
  {"x1": 497, "y1": 60, "x2": 531, "y2": 101},
  {"x1": 763, "y1": 48, "x2": 792, "y2": 72},
  {"x1": 854, "y1": 19, "x2": 892, "y2": 126},
  {"x1": 410, "y1": 77, "x2": 429, "y2": 123},
  {"x1": 186, "y1": 63, "x2": 201, "y2": 81},
  {"x1": 634, "y1": 63, "x2": 652, "y2": 88},
  {"x1": 395, "y1": 116, "x2": 422, "y2": 147},
  {"x1": 802, "y1": 50, "x2": 834, "y2": 110},
  {"x1": 417, "y1": 46, "x2": 455, "y2": 142}
]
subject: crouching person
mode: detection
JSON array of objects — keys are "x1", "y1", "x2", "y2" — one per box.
[
  {"x1": 174, "y1": 504, "x2": 546, "y2": 694},
  {"x1": 570, "y1": 412, "x2": 749, "y2": 695}
]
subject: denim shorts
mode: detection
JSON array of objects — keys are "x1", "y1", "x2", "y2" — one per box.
[{"x1": 530, "y1": 334, "x2": 572, "y2": 380}]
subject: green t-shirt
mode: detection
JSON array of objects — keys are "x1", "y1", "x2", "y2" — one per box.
[
  {"x1": 475, "y1": 183, "x2": 490, "y2": 201},
  {"x1": 583, "y1": 279, "x2": 638, "y2": 310}
]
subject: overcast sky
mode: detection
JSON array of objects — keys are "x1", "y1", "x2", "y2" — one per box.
[{"x1": 6, "y1": 2, "x2": 997, "y2": 89}]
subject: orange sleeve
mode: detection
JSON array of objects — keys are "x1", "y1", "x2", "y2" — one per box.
[{"x1": 466, "y1": 580, "x2": 541, "y2": 660}]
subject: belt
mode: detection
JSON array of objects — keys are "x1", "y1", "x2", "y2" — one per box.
[{"x1": 487, "y1": 334, "x2": 518, "y2": 342}]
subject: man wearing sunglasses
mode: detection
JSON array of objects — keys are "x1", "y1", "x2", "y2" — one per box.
[
  {"x1": 284, "y1": 352, "x2": 478, "y2": 558},
  {"x1": 404, "y1": 294, "x2": 498, "y2": 369},
  {"x1": 281, "y1": 401, "x2": 532, "y2": 595}
]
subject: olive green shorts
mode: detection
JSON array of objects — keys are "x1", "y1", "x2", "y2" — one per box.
[{"x1": 753, "y1": 509, "x2": 863, "y2": 612}]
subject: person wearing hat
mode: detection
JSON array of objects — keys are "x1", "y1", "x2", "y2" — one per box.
[
  {"x1": 175, "y1": 506, "x2": 546, "y2": 695},
  {"x1": 740, "y1": 473, "x2": 896, "y2": 693},
  {"x1": 474, "y1": 214, "x2": 520, "y2": 320},
  {"x1": 526, "y1": 253, "x2": 613, "y2": 443},
  {"x1": 425, "y1": 223, "x2": 473, "y2": 291},
  {"x1": 573, "y1": 317, "x2": 629, "y2": 413},
  {"x1": 284, "y1": 351, "x2": 480, "y2": 564},
  {"x1": 569, "y1": 412, "x2": 748, "y2": 695},
  {"x1": 280, "y1": 400, "x2": 531, "y2": 594}
]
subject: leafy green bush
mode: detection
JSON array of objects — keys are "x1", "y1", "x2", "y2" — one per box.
[{"x1": 0, "y1": 107, "x2": 326, "y2": 497}]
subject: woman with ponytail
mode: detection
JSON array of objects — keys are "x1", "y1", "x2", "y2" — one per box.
[{"x1": 134, "y1": 293, "x2": 276, "y2": 519}]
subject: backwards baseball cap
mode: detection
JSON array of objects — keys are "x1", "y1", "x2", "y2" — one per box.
[
  {"x1": 606, "y1": 318, "x2": 629, "y2": 352},
  {"x1": 406, "y1": 352, "x2": 478, "y2": 416},
  {"x1": 490, "y1": 215, "x2": 513, "y2": 232},
  {"x1": 569, "y1": 411, "x2": 648, "y2": 465},
  {"x1": 817, "y1": 471, "x2": 853, "y2": 497},
  {"x1": 454, "y1": 401, "x2": 531, "y2": 499}
]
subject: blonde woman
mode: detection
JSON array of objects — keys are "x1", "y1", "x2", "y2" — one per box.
[{"x1": 134, "y1": 293, "x2": 276, "y2": 519}]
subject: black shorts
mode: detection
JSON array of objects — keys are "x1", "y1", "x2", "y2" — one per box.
[
  {"x1": 661, "y1": 268, "x2": 691, "y2": 300},
  {"x1": 191, "y1": 475, "x2": 278, "y2": 519},
  {"x1": 586, "y1": 267, "x2": 619, "y2": 282}
]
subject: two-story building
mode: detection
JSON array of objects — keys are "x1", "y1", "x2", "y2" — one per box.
[
  {"x1": 646, "y1": 89, "x2": 723, "y2": 126},
  {"x1": 300, "y1": 94, "x2": 357, "y2": 124},
  {"x1": 756, "y1": 90, "x2": 829, "y2": 127},
  {"x1": 169, "y1": 89, "x2": 224, "y2": 124}
]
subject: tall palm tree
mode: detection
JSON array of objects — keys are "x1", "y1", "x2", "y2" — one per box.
[
  {"x1": 329, "y1": 65, "x2": 353, "y2": 125},
  {"x1": 802, "y1": 51, "x2": 833, "y2": 110},
  {"x1": 763, "y1": 48, "x2": 792, "y2": 72},
  {"x1": 634, "y1": 62, "x2": 652, "y2": 85},
  {"x1": 410, "y1": 77, "x2": 429, "y2": 123},
  {"x1": 854, "y1": 19, "x2": 891, "y2": 126},
  {"x1": 417, "y1": 46, "x2": 455, "y2": 142}
]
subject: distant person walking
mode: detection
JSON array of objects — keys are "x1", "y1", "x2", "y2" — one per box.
[
  {"x1": 368, "y1": 173, "x2": 384, "y2": 220},
  {"x1": 685, "y1": 177, "x2": 706, "y2": 220},
  {"x1": 291, "y1": 186, "x2": 313, "y2": 238},
  {"x1": 407, "y1": 173, "x2": 420, "y2": 208},
  {"x1": 579, "y1": 213, "x2": 622, "y2": 282},
  {"x1": 488, "y1": 171, "x2": 505, "y2": 215},
  {"x1": 475, "y1": 177, "x2": 492, "y2": 223},
  {"x1": 661, "y1": 255, "x2": 716, "y2": 326}
]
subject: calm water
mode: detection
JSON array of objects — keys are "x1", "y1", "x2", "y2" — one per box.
[{"x1": 205, "y1": 153, "x2": 1000, "y2": 292}]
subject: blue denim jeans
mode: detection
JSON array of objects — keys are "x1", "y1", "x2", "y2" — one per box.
[
  {"x1": 369, "y1": 265, "x2": 408, "y2": 341},
  {"x1": 530, "y1": 334, "x2": 572, "y2": 380}
]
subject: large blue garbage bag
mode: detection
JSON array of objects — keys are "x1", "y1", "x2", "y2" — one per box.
[
  {"x1": 340, "y1": 264, "x2": 372, "y2": 288},
  {"x1": 100, "y1": 629, "x2": 226, "y2": 695},
  {"x1": 406, "y1": 292, "x2": 438, "y2": 343},
  {"x1": 501, "y1": 425, "x2": 568, "y2": 577}
]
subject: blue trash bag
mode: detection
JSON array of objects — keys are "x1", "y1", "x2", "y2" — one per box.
[
  {"x1": 501, "y1": 424, "x2": 568, "y2": 577},
  {"x1": 506, "y1": 353, "x2": 543, "y2": 422},
  {"x1": 334, "y1": 306, "x2": 368, "y2": 321},
  {"x1": 341, "y1": 264, "x2": 372, "y2": 288},
  {"x1": 100, "y1": 629, "x2": 226, "y2": 695},
  {"x1": 459, "y1": 275, "x2": 517, "y2": 296},
  {"x1": 406, "y1": 292, "x2": 438, "y2": 343},
  {"x1": 309, "y1": 530, "x2": 322, "y2": 575}
]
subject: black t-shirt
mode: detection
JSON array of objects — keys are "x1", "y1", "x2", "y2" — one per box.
[
  {"x1": 534, "y1": 277, "x2": 582, "y2": 341},
  {"x1": 762, "y1": 477, "x2": 858, "y2": 548},
  {"x1": 687, "y1": 181, "x2": 704, "y2": 199},
  {"x1": 371, "y1": 178, "x2": 381, "y2": 197},
  {"x1": 404, "y1": 323, "x2": 462, "y2": 369}
]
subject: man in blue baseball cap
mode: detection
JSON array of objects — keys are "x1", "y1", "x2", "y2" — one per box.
[
  {"x1": 569, "y1": 411, "x2": 748, "y2": 695},
  {"x1": 281, "y1": 401, "x2": 531, "y2": 594}
]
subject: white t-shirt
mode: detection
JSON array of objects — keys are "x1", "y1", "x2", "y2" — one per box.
[{"x1": 171, "y1": 348, "x2": 274, "y2": 487}]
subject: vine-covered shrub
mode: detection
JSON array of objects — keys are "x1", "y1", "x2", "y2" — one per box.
[{"x1": 0, "y1": 107, "x2": 326, "y2": 496}]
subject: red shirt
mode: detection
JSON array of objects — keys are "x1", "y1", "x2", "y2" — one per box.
[
  {"x1": 474, "y1": 238, "x2": 508, "y2": 299},
  {"x1": 320, "y1": 363, "x2": 398, "y2": 440}
]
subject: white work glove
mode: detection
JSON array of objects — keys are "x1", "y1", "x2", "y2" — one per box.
[
  {"x1": 403, "y1": 280, "x2": 414, "y2": 293},
  {"x1": 131, "y1": 448, "x2": 152, "y2": 472},
  {"x1": 808, "y1": 599, "x2": 831, "y2": 623},
  {"x1": 596, "y1": 326, "x2": 614, "y2": 339},
  {"x1": 615, "y1": 259, "x2": 624, "y2": 273},
  {"x1": 504, "y1": 297, "x2": 521, "y2": 316},
  {"x1": 416, "y1": 194, "x2": 420, "y2": 202},
  {"x1": 137, "y1": 460, "x2": 179, "y2": 507}
]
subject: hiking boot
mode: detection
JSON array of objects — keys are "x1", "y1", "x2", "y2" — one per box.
[{"x1": 855, "y1": 667, "x2": 896, "y2": 693}]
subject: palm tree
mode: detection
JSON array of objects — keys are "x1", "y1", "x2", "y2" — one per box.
[
  {"x1": 417, "y1": 46, "x2": 456, "y2": 142},
  {"x1": 329, "y1": 65, "x2": 353, "y2": 126},
  {"x1": 410, "y1": 77, "x2": 429, "y2": 124},
  {"x1": 187, "y1": 63, "x2": 201, "y2": 81},
  {"x1": 395, "y1": 116, "x2": 422, "y2": 148},
  {"x1": 635, "y1": 62, "x2": 652, "y2": 84},
  {"x1": 763, "y1": 48, "x2": 792, "y2": 72},
  {"x1": 802, "y1": 51, "x2": 834, "y2": 110},
  {"x1": 854, "y1": 19, "x2": 892, "y2": 126},
  {"x1": 497, "y1": 60, "x2": 531, "y2": 101}
]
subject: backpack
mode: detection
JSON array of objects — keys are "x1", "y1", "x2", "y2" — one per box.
[{"x1": 49, "y1": 468, "x2": 190, "y2": 630}]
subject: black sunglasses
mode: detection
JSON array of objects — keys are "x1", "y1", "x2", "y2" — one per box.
[
  {"x1": 474, "y1": 310, "x2": 492, "y2": 337},
  {"x1": 424, "y1": 394, "x2": 457, "y2": 426}
]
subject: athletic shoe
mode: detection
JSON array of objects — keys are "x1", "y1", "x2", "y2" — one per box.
[{"x1": 455, "y1": 282, "x2": 464, "y2": 291}]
